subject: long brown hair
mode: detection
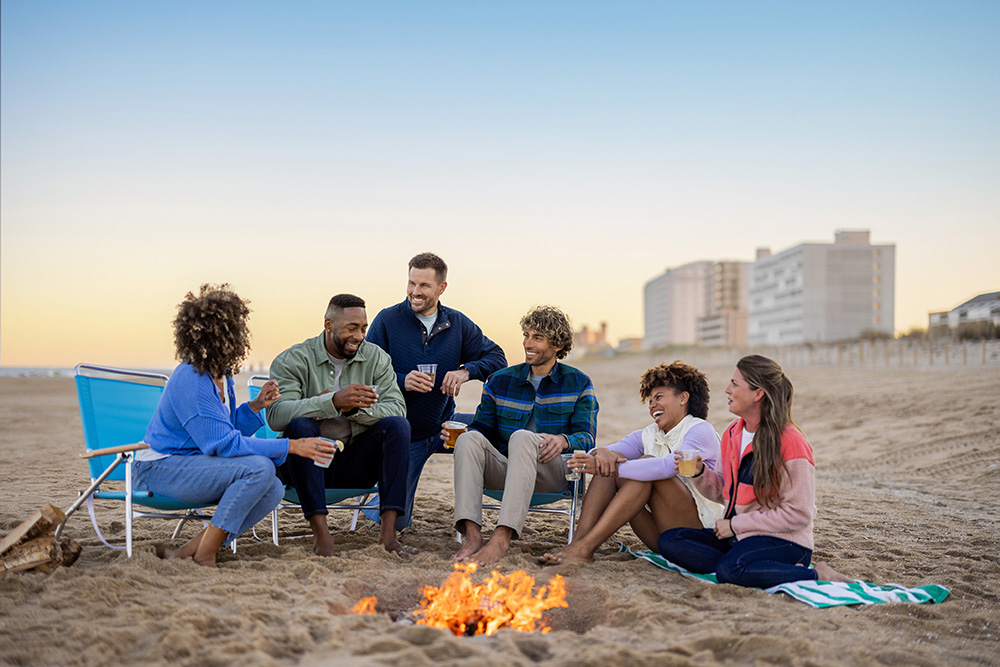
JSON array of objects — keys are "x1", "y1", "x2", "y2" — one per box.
[{"x1": 736, "y1": 354, "x2": 797, "y2": 507}]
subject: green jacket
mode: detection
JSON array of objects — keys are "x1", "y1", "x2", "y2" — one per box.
[{"x1": 266, "y1": 333, "x2": 405, "y2": 443}]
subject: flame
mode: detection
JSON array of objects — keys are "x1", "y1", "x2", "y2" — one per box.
[
  {"x1": 412, "y1": 563, "x2": 567, "y2": 636},
  {"x1": 351, "y1": 596, "x2": 378, "y2": 614}
]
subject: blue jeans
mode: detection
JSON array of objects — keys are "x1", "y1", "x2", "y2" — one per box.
[
  {"x1": 133, "y1": 454, "x2": 284, "y2": 545},
  {"x1": 362, "y1": 412, "x2": 475, "y2": 530},
  {"x1": 658, "y1": 527, "x2": 817, "y2": 588},
  {"x1": 277, "y1": 416, "x2": 410, "y2": 519},
  {"x1": 401, "y1": 412, "x2": 475, "y2": 529}
]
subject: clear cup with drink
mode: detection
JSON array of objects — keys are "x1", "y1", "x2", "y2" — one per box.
[
  {"x1": 561, "y1": 453, "x2": 582, "y2": 481},
  {"x1": 417, "y1": 364, "x2": 437, "y2": 386},
  {"x1": 676, "y1": 449, "x2": 699, "y2": 477},
  {"x1": 442, "y1": 420, "x2": 467, "y2": 449}
]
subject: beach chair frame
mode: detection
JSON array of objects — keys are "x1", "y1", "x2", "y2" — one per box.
[
  {"x1": 482, "y1": 474, "x2": 586, "y2": 544},
  {"x1": 248, "y1": 375, "x2": 378, "y2": 545},
  {"x1": 62, "y1": 364, "x2": 221, "y2": 557}
]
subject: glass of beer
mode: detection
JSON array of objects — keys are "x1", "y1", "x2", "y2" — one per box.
[
  {"x1": 443, "y1": 420, "x2": 467, "y2": 449},
  {"x1": 677, "y1": 449, "x2": 699, "y2": 477},
  {"x1": 417, "y1": 364, "x2": 437, "y2": 385},
  {"x1": 561, "y1": 453, "x2": 582, "y2": 481}
]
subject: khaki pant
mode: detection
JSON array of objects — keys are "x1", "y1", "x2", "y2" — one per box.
[{"x1": 453, "y1": 429, "x2": 569, "y2": 537}]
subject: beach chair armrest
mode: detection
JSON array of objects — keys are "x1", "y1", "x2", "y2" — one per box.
[{"x1": 81, "y1": 443, "x2": 150, "y2": 459}]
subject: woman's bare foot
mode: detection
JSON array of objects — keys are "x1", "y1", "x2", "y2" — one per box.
[
  {"x1": 814, "y1": 562, "x2": 853, "y2": 582},
  {"x1": 539, "y1": 542, "x2": 594, "y2": 566},
  {"x1": 164, "y1": 528, "x2": 207, "y2": 560},
  {"x1": 537, "y1": 546, "x2": 568, "y2": 564}
]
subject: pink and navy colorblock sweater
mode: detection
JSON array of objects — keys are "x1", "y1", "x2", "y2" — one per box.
[{"x1": 691, "y1": 419, "x2": 816, "y2": 550}]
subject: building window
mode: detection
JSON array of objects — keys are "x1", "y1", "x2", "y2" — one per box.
[
  {"x1": 874, "y1": 302, "x2": 881, "y2": 311},
  {"x1": 873, "y1": 316, "x2": 880, "y2": 324},
  {"x1": 873, "y1": 276, "x2": 881, "y2": 284},
  {"x1": 873, "y1": 288, "x2": 880, "y2": 297},
  {"x1": 874, "y1": 263, "x2": 880, "y2": 271}
]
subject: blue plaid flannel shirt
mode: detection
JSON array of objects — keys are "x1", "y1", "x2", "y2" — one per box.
[{"x1": 469, "y1": 362, "x2": 598, "y2": 456}]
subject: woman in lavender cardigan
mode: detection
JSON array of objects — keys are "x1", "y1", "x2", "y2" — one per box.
[{"x1": 540, "y1": 361, "x2": 723, "y2": 565}]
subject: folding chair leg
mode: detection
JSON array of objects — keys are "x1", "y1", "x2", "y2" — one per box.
[
  {"x1": 54, "y1": 452, "x2": 125, "y2": 542},
  {"x1": 125, "y1": 456, "x2": 134, "y2": 558},
  {"x1": 271, "y1": 508, "x2": 279, "y2": 546}
]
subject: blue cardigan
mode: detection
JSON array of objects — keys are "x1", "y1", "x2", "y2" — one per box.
[
  {"x1": 367, "y1": 300, "x2": 507, "y2": 441},
  {"x1": 144, "y1": 363, "x2": 289, "y2": 465}
]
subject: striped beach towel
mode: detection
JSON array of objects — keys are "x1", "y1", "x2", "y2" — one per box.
[{"x1": 617, "y1": 543, "x2": 949, "y2": 609}]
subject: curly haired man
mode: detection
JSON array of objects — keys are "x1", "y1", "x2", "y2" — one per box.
[{"x1": 451, "y1": 306, "x2": 599, "y2": 565}]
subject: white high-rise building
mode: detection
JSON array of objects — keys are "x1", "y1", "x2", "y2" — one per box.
[
  {"x1": 748, "y1": 230, "x2": 895, "y2": 345},
  {"x1": 643, "y1": 261, "x2": 712, "y2": 348}
]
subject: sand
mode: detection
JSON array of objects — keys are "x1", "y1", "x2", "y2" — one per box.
[{"x1": 1, "y1": 355, "x2": 998, "y2": 666}]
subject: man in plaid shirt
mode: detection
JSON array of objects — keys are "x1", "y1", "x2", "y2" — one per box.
[{"x1": 451, "y1": 305, "x2": 599, "y2": 565}]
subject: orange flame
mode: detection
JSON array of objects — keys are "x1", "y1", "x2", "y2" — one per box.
[
  {"x1": 350, "y1": 596, "x2": 378, "y2": 615},
  {"x1": 412, "y1": 563, "x2": 567, "y2": 636}
]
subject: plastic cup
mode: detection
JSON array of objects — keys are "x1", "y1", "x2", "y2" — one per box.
[
  {"x1": 314, "y1": 437, "x2": 343, "y2": 468},
  {"x1": 368, "y1": 385, "x2": 379, "y2": 403},
  {"x1": 561, "y1": 453, "x2": 581, "y2": 481},
  {"x1": 417, "y1": 364, "x2": 437, "y2": 384},
  {"x1": 677, "y1": 450, "x2": 699, "y2": 477},
  {"x1": 443, "y1": 420, "x2": 467, "y2": 449}
]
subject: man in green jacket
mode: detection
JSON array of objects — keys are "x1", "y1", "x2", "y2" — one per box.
[{"x1": 267, "y1": 294, "x2": 411, "y2": 557}]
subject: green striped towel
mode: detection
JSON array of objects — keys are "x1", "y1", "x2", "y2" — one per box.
[{"x1": 617, "y1": 543, "x2": 949, "y2": 608}]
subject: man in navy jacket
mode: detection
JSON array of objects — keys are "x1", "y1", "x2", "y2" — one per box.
[{"x1": 367, "y1": 252, "x2": 507, "y2": 529}]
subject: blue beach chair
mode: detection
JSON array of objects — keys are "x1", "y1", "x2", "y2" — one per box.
[
  {"x1": 56, "y1": 364, "x2": 218, "y2": 557},
  {"x1": 483, "y1": 474, "x2": 586, "y2": 544},
  {"x1": 248, "y1": 375, "x2": 378, "y2": 545}
]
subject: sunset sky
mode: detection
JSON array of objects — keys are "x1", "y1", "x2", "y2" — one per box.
[{"x1": 2, "y1": 1, "x2": 998, "y2": 368}]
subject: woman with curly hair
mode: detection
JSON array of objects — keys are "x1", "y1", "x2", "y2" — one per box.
[
  {"x1": 540, "y1": 361, "x2": 723, "y2": 565},
  {"x1": 657, "y1": 355, "x2": 850, "y2": 586},
  {"x1": 134, "y1": 284, "x2": 336, "y2": 567}
]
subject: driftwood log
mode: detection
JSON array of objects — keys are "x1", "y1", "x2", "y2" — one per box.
[{"x1": 0, "y1": 504, "x2": 82, "y2": 576}]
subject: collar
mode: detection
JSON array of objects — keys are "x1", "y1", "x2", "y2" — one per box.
[
  {"x1": 399, "y1": 299, "x2": 452, "y2": 326},
  {"x1": 515, "y1": 361, "x2": 562, "y2": 385},
  {"x1": 310, "y1": 331, "x2": 370, "y2": 366}
]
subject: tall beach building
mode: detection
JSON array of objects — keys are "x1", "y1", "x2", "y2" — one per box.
[
  {"x1": 644, "y1": 260, "x2": 749, "y2": 348},
  {"x1": 747, "y1": 230, "x2": 895, "y2": 345}
]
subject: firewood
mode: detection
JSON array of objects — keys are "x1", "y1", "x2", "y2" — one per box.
[
  {"x1": 0, "y1": 505, "x2": 66, "y2": 556},
  {"x1": 0, "y1": 536, "x2": 60, "y2": 576},
  {"x1": 33, "y1": 539, "x2": 83, "y2": 574}
]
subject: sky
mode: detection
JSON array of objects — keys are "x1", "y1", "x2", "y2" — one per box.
[{"x1": 2, "y1": 1, "x2": 998, "y2": 368}]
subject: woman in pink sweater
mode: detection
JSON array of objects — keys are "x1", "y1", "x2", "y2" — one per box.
[{"x1": 658, "y1": 355, "x2": 849, "y2": 587}]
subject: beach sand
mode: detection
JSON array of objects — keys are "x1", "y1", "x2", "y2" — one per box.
[{"x1": 1, "y1": 356, "x2": 998, "y2": 666}]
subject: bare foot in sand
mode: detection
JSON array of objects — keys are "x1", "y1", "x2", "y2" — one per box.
[
  {"x1": 469, "y1": 526, "x2": 514, "y2": 566},
  {"x1": 537, "y1": 546, "x2": 567, "y2": 565},
  {"x1": 539, "y1": 542, "x2": 594, "y2": 566},
  {"x1": 453, "y1": 521, "x2": 484, "y2": 561},
  {"x1": 381, "y1": 538, "x2": 416, "y2": 560},
  {"x1": 164, "y1": 525, "x2": 225, "y2": 567},
  {"x1": 814, "y1": 562, "x2": 853, "y2": 582},
  {"x1": 309, "y1": 515, "x2": 336, "y2": 557}
]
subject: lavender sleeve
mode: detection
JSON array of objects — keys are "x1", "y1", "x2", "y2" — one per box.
[
  {"x1": 603, "y1": 429, "x2": 645, "y2": 459},
  {"x1": 617, "y1": 421, "x2": 720, "y2": 482}
]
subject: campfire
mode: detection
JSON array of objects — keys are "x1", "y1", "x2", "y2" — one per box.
[{"x1": 351, "y1": 563, "x2": 568, "y2": 636}]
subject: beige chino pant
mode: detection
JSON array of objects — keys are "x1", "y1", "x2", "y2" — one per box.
[{"x1": 453, "y1": 429, "x2": 570, "y2": 537}]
